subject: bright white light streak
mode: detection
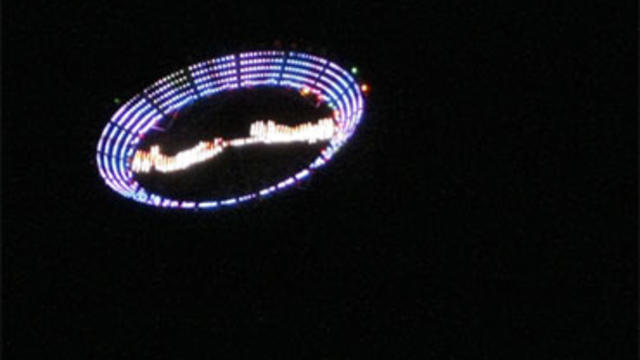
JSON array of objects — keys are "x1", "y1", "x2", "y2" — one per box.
[{"x1": 198, "y1": 201, "x2": 219, "y2": 208}]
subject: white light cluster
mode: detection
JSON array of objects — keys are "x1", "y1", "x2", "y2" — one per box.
[
  {"x1": 131, "y1": 139, "x2": 227, "y2": 173},
  {"x1": 131, "y1": 118, "x2": 335, "y2": 174},
  {"x1": 249, "y1": 118, "x2": 335, "y2": 144}
]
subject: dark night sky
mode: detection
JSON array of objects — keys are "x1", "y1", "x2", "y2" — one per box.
[{"x1": 3, "y1": 1, "x2": 636, "y2": 358}]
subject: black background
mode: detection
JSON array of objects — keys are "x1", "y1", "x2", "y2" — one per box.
[{"x1": 3, "y1": 1, "x2": 636, "y2": 358}]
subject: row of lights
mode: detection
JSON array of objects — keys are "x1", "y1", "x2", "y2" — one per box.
[
  {"x1": 130, "y1": 139, "x2": 227, "y2": 173},
  {"x1": 117, "y1": 61, "x2": 368, "y2": 105},
  {"x1": 131, "y1": 118, "x2": 336, "y2": 174},
  {"x1": 249, "y1": 118, "x2": 335, "y2": 144}
]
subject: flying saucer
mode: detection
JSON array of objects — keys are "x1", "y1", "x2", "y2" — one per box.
[{"x1": 96, "y1": 50, "x2": 366, "y2": 209}]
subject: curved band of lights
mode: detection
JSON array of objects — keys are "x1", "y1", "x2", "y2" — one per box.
[{"x1": 96, "y1": 50, "x2": 366, "y2": 209}]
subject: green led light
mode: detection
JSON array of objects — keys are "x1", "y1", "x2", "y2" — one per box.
[
  {"x1": 113, "y1": 97, "x2": 121, "y2": 104},
  {"x1": 350, "y1": 67, "x2": 358, "y2": 75}
]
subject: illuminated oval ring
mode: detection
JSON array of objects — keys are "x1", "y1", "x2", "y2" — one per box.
[{"x1": 96, "y1": 50, "x2": 366, "y2": 210}]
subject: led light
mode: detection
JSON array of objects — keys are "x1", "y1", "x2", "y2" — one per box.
[
  {"x1": 181, "y1": 202, "x2": 196, "y2": 209},
  {"x1": 295, "y1": 169, "x2": 310, "y2": 180},
  {"x1": 97, "y1": 50, "x2": 366, "y2": 210},
  {"x1": 132, "y1": 118, "x2": 335, "y2": 174},
  {"x1": 198, "y1": 201, "x2": 218, "y2": 208},
  {"x1": 221, "y1": 198, "x2": 237, "y2": 206}
]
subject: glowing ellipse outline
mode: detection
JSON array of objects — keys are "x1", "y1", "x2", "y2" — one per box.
[{"x1": 96, "y1": 50, "x2": 365, "y2": 210}]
